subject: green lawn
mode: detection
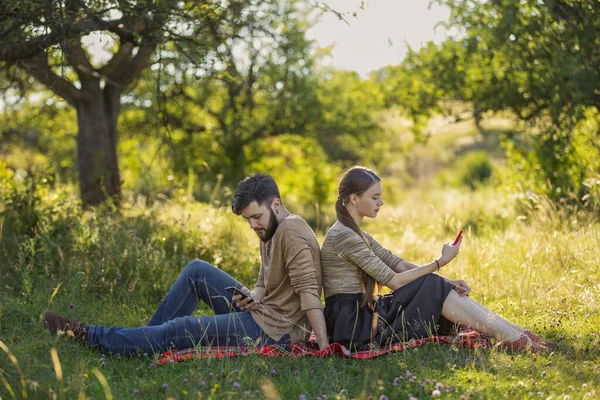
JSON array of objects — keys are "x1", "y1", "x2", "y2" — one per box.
[
  {"x1": 2, "y1": 116, "x2": 599, "y2": 399},
  {"x1": 2, "y1": 183, "x2": 599, "y2": 399}
]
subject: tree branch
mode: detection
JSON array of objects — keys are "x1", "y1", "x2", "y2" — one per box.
[
  {"x1": 97, "y1": 41, "x2": 134, "y2": 77},
  {"x1": 64, "y1": 38, "x2": 96, "y2": 81},
  {"x1": 0, "y1": 19, "x2": 110, "y2": 63},
  {"x1": 17, "y1": 54, "x2": 83, "y2": 105},
  {"x1": 108, "y1": 41, "x2": 157, "y2": 88}
]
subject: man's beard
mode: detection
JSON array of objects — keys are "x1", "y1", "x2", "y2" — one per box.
[{"x1": 256, "y1": 208, "x2": 279, "y2": 243}]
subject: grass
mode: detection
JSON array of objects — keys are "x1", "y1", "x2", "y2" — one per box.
[
  {"x1": 1, "y1": 115, "x2": 599, "y2": 399},
  {"x1": 2, "y1": 183, "x2": 600, "y2": 399}
]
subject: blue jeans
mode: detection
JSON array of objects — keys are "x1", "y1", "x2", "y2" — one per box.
[{"x1": 87, "y1": 260, "x2": 290, "y2": 356}]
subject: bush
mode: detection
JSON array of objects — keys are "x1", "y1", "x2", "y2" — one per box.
[
  {"x1": 458, "y1": 151, "x2": 493, "y2": 189},
  {"x1": 437, "y1": 151, "x2": 493, "y2": 190},
  {"x1": 0, "y1": 174, "x2": 260, "y2": 307}
]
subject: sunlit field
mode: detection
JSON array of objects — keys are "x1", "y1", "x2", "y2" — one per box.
[{"x1": 2, "y1": 179, "x2": 600, "y2": 399}]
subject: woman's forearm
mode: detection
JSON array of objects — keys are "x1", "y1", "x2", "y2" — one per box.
[
  {"x1": 386, "y1": 261, "x2": 439, "y2": 290},
  {"x1": 394, "y1": 259, "x2": 419, "y2": 272}
]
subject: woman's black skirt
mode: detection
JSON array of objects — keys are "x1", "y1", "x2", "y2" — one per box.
[{"x1": 324, "y1": 274, "x2": 456, "y2": 348}]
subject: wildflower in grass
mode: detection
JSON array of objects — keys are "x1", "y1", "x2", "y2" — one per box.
[
  {"x1": 83, "y1": 373, "x2": 88, "y2": 379},
  {"x1": 424, "y1": 379, "x2": 431, "y2": 385},
  {"x1": 436, "y1": 382, "x2": 443, "y2": 390},
  {"x1": 269, "y1": 369, "x2": 277, "y2": 375},
  {"x1": 405, "y1": 371, "x2": 413, "y2": 378},
  {"x1": 379, "y1": 396, "x2": 388, "y2": 400},
  {"x1": 133, "y1": 388, "x2": 140, "y2": 394},
  {"x1": 432, "y1": 389, "x2": 441, "y2": 397},
  {"x1": 409, "y1": 377, "x2": 416, "y2": 383},
  {"x1": 244, "y1": 390, "x2": 250, "y2": 396},
  {"x1": 169, "y1": 359, "x2": 175, "y2": 364},
  {"x1": 149, "y1": 363, "x2": 156, "y2": 368},
  {"x1": 209, "y1": 372, "x2": 214, "y2": 378},
  {"x1": 183, "y1": 378, "x2": 188, "y2": 383},
  {"x1": 460, "y1": 395, "x2": 467, "y2": 400},
  {"x1": 233, "y1": 382, "x2": 240, "y2": 388},
  {"x1": 69, "y1": 303, "x2": 74, "y2": 309},
  {"x1": 299, "y1": 394, "x2": 306, "y2": 400},
  {"x1": 233, "y1": 369, "x2": 239, "y2": 374},
  {"x1": 199, "y1": 380, "x2": 206, "y2": 386},
  {"x1": 294, "y1": 370, "x2": 300, "y2": 376},
  {"x1": 162, "y1": 383, "x2": 169, "y2": 389},
  {"x1": 541, "y1": 371, "x2": 547, "y2": 378},
  {"x1": 408, "y1": 397, "x2": 418, "y2": 400},
  {"x1": 100, "y1": 361, "x2": 106, "y2": 368}
]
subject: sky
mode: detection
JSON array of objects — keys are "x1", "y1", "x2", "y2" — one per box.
[
  {"x1": 79, "y1": 1, "x2": 451, "y2": 78},
  {"x1": 306, "y1": 0, "x2": 451, "y2": 76}
]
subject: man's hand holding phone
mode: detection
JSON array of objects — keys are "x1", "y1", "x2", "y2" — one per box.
[{"x1": 226, "y1": 286, "x2": 261, "y2": 311}]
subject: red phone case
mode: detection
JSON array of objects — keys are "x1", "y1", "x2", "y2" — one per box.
[{"x1": 452, "y1": 230, "x2": 463, "y2": 246}]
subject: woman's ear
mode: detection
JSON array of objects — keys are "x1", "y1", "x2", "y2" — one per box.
[{"x1": 349, "y1": 194, "x2": 358, "y2": 206}]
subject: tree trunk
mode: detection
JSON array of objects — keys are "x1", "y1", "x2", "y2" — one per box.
[
  {"x1": 473, "y1": 101, "x2": 483, "y2": 135},
  {"x1": 225, "y1": 138, "x2": 247, "y2": 186},
  {"x1": 76, "y1": 83, "x2": 122, "y2": 207}
]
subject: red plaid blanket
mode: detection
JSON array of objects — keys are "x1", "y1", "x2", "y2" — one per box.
[{"x1": 157, "y1": 330, "x2": 491, "y2": 364}]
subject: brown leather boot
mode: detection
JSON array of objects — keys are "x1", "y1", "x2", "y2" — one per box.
[{"x1": 42, "y1": 310, "x2": 88, "y2": 343}]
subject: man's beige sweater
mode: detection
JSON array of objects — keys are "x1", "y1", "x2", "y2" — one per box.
[{"x1": 249, "y1": 214, "x2": 323, "y2": 343}]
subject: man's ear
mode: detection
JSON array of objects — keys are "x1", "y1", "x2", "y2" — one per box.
[{"x1": 270, "y1": 198, "x2": 282, "y2": 209}]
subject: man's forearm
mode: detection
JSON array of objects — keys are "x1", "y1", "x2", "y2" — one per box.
[{"x1": 305, "y1": 309, "x2": 329, "y2": 350}]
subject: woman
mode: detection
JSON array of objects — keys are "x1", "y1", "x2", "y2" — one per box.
[{"x1": 321, "y1": 166, "x2": 554, "y2": 352}]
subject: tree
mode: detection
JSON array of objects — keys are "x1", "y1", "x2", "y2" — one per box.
[
  {"x1": 0, "y1": 0, "x2": 313, "y2": 205},
  {"x1": 381, "y1": 0, "x2": 600, "y2": 198},
  {"x1": 436, "y1": 0, "x2": 600, "y2": 197},
  {"x1": 145, "y1": 0, "x2": 321, "y2": 185}
]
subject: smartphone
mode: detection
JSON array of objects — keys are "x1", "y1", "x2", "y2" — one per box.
[
  {"x1": 225, "y1": 286, "x2": 251, "y2": 301},
  {"x1": 452, "y1": 230, "x2": 463, "y2": 246}
]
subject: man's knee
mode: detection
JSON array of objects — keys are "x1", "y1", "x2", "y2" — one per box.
[{"x1": 185, "y1": 259, "x2": 217, "y2": 277}]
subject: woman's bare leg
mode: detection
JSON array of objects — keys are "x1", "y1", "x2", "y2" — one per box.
[
  {"x1": 467, "y1": 298, "x2": 526, "y2": 333},
  {"x1": 441, "y1": 290, "x2": 522, "y2": 342}
]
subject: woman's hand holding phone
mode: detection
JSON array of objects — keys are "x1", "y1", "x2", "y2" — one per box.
[{"x1": 438, "y1": 231, "x2": 463, "y2": 267}]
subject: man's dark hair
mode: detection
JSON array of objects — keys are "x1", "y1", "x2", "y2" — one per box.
[{"x1": 232, "y1": 173, "x2": 281, "y2": 215}]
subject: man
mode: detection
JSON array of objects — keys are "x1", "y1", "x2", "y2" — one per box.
[{"x1": 43, "y1": 173, "x2": 329, "y2": 355}]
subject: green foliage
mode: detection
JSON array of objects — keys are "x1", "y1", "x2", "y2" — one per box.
[
  {"x1": 455, "y1": 151, "x2": 494, "y2": 190},
  {"x1": 314, "y1": 69, "x2": 385, "y2": 161},
  {"x1": 2, "y1": 178, "x2": 600, "y2": 399},
  {"x1": 502, "y1": 107, "x2": 600, "y2": 206},
  {"x1": 247, "y1": 134, "x2": 342, "y2": 230},
  {"x1": 379, "y1": 0, "x2": 600, "y2": 205},
  {"x1": 0, "y1": 98, "x2": 77, "y2": 181},
  {"x1": 0, "y1": 174, "x2": 260, "y2": 305}
]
